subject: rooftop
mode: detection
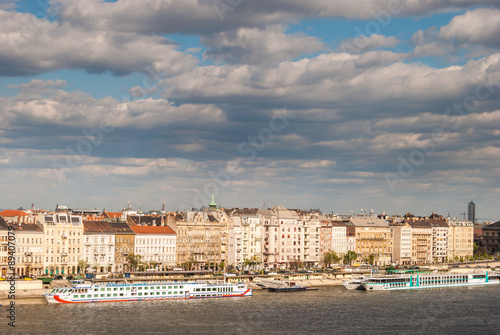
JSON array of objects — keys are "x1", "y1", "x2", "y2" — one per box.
[
  {"x1": 349, "y1": 217, "x2": 389, "y2": 227},
  {"x1": 0, "y1": 209, "x2": 29, "y2": 217},
  {"x1": 130, "y1": 226, "x2": 176, "y2": 235},
  {"x1": 83, "y1": 221, "x2": 115, "y2": 233},
  {"x1": 108, "y1": 221, "x2": 135, "y2": 234},
  {"x1": 483, "y1": 221, "x2": 500, "y2": 230}
]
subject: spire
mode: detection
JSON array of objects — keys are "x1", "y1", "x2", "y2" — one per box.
[{"x1": 209, "y1": 194, "x2": 218, "y2": 210}]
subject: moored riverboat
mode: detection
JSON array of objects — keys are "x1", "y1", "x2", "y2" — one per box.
[
  {"x1": 44, "y1": 280, "x2": 252, "y2": 304},
  {"x1": 342, "y1": 277, "x2": 368, "y2": 290},
  {"x1": 361, "y1": 271, "x2": 499, "y2": 291}
]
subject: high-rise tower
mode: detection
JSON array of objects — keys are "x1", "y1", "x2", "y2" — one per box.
[{"x1": 467, "y1": 201, "x2": 475, "y2": 224}]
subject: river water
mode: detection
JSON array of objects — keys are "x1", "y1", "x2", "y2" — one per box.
[{"x1": 3, "y1": 285, "x2": 500, "y2": 334}]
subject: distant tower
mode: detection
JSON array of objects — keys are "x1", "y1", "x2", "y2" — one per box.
[{"x1": 467, "y1": 201, "x2": 475, "y2": 224}]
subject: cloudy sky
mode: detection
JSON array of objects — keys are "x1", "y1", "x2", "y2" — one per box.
[{"x1": 1, "y1": 0, "x2": 499, "y2": 220}]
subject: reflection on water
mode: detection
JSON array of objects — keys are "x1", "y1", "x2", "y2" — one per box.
[{"x1": 5, "y1": 285, "x2": 500, "y2": 334}]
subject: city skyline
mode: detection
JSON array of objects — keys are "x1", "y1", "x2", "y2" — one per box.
[
  {"x1": 0, "y1": 1, "x2": 499, "y2": 220},
  {"x1": 0, "y1": 199, "x2": 488, "y2": 223}
]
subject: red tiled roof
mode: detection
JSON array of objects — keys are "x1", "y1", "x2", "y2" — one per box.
[
  {"x1": 0, "y1": 210, "x2": 29, "y2": 217},
  {"x1": 130, "y1": 226, "x2": 176, "y2": 235},
  {"x1": 83, "y1": 221, "x2": 115, "y2": 233},
  {"x1": 106, "y1": 212, "x2": 122, "y2": 219},
  {"x1": 8, "y1": 223, "x2": 43, "y2": 232}
]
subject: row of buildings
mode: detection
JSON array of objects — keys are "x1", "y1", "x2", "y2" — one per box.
[{"x1": 0, "y1": 201, "x2": 487, "y2": 277}]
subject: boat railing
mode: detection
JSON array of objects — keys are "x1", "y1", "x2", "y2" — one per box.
[{"x1": 88, "y1": 281, "x2": 236, "y2": 288}]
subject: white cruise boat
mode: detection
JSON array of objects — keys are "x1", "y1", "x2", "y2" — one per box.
[
  {"x1": 44, "y1": 281, "x2": 252, "y2": 304},
  {"x1": 342, "y1": 277, "x2": 368, "y2": 290},
  {"x1": 361, "y1": 271, "x2": 499, "y2": 291}
]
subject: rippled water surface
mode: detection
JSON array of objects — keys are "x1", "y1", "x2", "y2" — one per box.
[{"x1": 3, "y1": 285, "x2": 500, "y2": 334}]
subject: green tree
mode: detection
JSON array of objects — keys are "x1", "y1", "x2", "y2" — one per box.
[
  {"x1": 473, "y1": 242, "x2": 479, "y2": 256},
  {"x1": 181, "y1": 256, "x2": 197, "y2": 270},
  {"x1": 344, "y1": 251, "x2": 357, "y2": 265},
  {"x1": 148, "y1": 261, "x2": 157, "y2": 270},
  {"x1": 126, "y1": 253, "x2": 142, "y2": 272},
  {"x1": 366, "y1": 254, "x2": 375, "y2": 266},
  {"x1": 78, "y1": 260, "x2": 88, "y2": 274},
  {"x1": 323, "y1": 251, "x2": 341, "y2": 267},
  {"x1": 243, "y1": 256, "x2": 261, "y2": 270}
]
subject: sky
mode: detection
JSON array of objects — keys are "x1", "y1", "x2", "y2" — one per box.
[{"x1": 0, "y1": 0, "x2": 499, "y2": 220}]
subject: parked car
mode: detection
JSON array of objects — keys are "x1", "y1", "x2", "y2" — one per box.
[{"x1": 53, "y1": 275, "x2": 63, "y2": 280}]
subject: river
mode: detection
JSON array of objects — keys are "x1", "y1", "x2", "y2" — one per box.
[{"x1": 3, "y1": 285, "x2": 500, "y2": 334}]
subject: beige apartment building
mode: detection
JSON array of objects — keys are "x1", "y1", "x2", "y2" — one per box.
[
  {"x1": 172, "y1": 208, "x2": 227, "y2": 270},
  {"x1": 230, "y1": 208, "x2": 263, "y2": 269},
  {"x1": 409, "y1": 221, "x2": 433, "y2": 264},
  {"x1": 349, "y1": 217, "x2": 392, "y2": 266},
  {"x1": 260, "y1": 209, "x2": 279, "y2": 269},
  {"x1": 12, "y1": 223, "x2": 44, "y2": 277},
  {"x1": 447, "y1": 218, "x2": 474, "y2": 261},
  {"x1": 304, "y1": 213, "x2": 324, "y2": 267},
  {"x1": 428, "y1": 213, "x2": 449, "y2": 263},
  {"x1": 109, "y1": 221, "x2": 135, "y2": 272},
  {"x1": 274, "y1": 206, "x2": 304, "y2": 268},
  {"x1": 42, "y1": 212, "x2": 83, "y2": 276}
]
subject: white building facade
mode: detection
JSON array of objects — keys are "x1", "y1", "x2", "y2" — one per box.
[{"x1": 131, "y1": 226, "x2": 177, "y2": 270}]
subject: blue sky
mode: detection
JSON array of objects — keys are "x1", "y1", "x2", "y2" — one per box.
[{"x1": 0, "y1": 0, "x2": 499, "y2": 221}]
